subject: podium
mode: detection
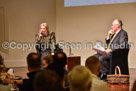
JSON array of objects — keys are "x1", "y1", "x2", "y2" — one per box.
[{"x1": 67, "y1": 56, "x2": 81, "y2": 71}]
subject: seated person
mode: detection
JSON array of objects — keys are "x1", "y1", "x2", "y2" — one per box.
[
  {"x1": 0, "y1": 54, "x2": 15, "y2": 91},
  {"x1": 85, "y1": 56, "x2": 110, "y2": 91},
  {"x1": 94, "y1": 19, "x2": 128, "y2": 80},
  {"x1": 42, "y1": 54, "x2": 53, "y2": 69},
  {"x1": 47, "y1": 52, "x2": 68, "y2": 88},
  {"x1": 3, "y1": 52, "x2": 41, "y2": 91},
  {"x1": 34, "y1": 70, "x2": 64, "y2": 91},
  {"x1": 68, "y1": 65, "x2": 92, "y2": 91},
  {"x1": 132, "y1": 80, "x2": 136, "y2": 91}
]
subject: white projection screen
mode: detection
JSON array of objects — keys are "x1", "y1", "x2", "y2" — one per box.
[{"x1": 64, "y1": 0, "x2": 136, "y2": 7}]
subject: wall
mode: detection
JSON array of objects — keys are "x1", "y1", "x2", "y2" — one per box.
[
  {"x1": 0, "y1": 0, "x2": 56, "y2": 67},
  {"x1": 56, "y1": 0, "x2": 136, "y2": 68},
  {"x1": 0, "y1": 0, "x2": 136, "y2": 68}
]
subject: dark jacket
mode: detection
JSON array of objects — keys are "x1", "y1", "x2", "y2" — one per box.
[
  {"x1": 19, "y1": 71, "x2": 41, "y2": 91},
  {"x1": 105, "y1": 29, "x2": 128, "y2": 51}
]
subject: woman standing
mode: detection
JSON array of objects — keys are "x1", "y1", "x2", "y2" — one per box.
[{"x1": 35, "y1": 23, "x2": 56, "y2": 60}]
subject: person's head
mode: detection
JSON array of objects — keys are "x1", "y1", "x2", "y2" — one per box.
[
  {"x1": 46, "y1": 62, "x2": 65, "y2": 83},
  {"x1": 53, "y1": 52, "x2": 67, "y2": 68},
  {"x1": 132, "y1": 80, "x2": 136, "y2": 91},
  {"x1": 85, "y1": 56, "x2": 100, "y2": 76},
  {"x1": 34, "y1": 70, "x2": 64, "y2": 91},
  {"x1": 68, "y1": 65, "x2": 92, "y2": 91},
  {"x1": 27, "y1": 52, "x2": 41, "y2": 72},
  {"x1": 112, "y1": 19, "x2": 123, "y2": 32},
  {"x1": 40, "y1": 23, "x2": 49, "y2": 36},
  {"x1": 43, "y1": 54, "x2": 53, "y2": 69},
  {"x1": 0, "y1": 54, "x2": 4, "y2": 66},
  {"x1": 0, "y1": 54, "x2": 6, "y2": 73}
]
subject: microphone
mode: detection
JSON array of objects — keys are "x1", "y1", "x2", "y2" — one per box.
[
  {"x1": 39, "y1": 32, "x2": 43, "y2": 41},
  {"x1": 40, "y1": 32, "x2": 43, "y2": 36}
]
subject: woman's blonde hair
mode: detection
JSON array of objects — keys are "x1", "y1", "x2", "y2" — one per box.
[
  {"x1": 43, "y1": 54, "x2": 53, "y2": 64},
  {"x1": 39, "y1": 23, "x2": 49, "y2": 35}
]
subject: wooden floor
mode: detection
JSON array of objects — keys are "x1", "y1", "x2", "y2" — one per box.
[{"x1": 12, "y1": 67, "x2": 136, "y2": 91}]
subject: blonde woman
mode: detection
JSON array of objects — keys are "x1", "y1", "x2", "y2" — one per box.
[{"x1": 35, "y1": 23, "x2": 56, "y2": 61}]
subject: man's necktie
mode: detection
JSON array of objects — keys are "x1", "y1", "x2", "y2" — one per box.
[{"x1": 107, "y1": 33, "x2": 117, "y2": 49}]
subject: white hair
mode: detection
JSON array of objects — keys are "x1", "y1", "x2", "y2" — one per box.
[
  {"x1": 68, "y1": 65, "x2": 92, "y2": 90},
  {"x1": 113, "y1": 19, "x2": 123, "y2": 27}
]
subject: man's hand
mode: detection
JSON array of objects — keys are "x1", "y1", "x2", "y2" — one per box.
[
  {"x1": 104, "y1": 49, "x2": 111, "y2": 54},
  {"x1": 107, "y1": 29, "x2": 114, "y2": 39}
]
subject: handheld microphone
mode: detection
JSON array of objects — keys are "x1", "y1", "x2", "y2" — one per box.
[
  {"x1": 40, "y1": 32, "x2": 43, "y2": 37},
  {"x1": 39, "y1": 32, "x2": 43, "y2": 41}
]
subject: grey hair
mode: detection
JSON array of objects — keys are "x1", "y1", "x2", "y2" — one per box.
[{"x1": 114, "y1": 19, "x2": 123, "y2": 27}]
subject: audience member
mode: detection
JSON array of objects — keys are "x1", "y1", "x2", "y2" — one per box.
[
  {"x1": 85, "y1": 56, "x2": 110, "y2": 91},
  {"x1": 132, "y1": 80, "x2": 136, "y2": 91},
  {"x1": 0, "y1": 54, "x2": 14, "y2": 91},
  {"x1": 53, "y1": 51, "x2": 67, "y2": 68},
  {"x1": 34, "y1": 70, "x2": 64, "y2": 91},
  {"x1": 47, "y1": 52, "x2": 68, "y2": 88},
  {"x1": 0, "y1": 54, "x2": 14, "y2": 78},
  {"x1": 3, "y1": 52, "x2": 41, "y2": 91},
  {"x1": 68, "y1": 65, "x2": 92, "y2": 91},
  {"x1": 43, "y1": 54, "x2": 53, "y2": 69}
]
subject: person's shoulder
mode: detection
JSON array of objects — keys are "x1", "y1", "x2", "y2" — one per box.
[
  {"x1": 92, "y1": 76, "x2": 107, "y2": 85},
  {"x1": 92, "y1": 74, "x2": 107, "y2": 85},
  {"x1": 49, "y1": 32, "x2": 55, "y2": 37},
  {"x1": 120, "y1": 29, "x2": 127, "y2": 34},
  {"x1": 91, "y1": 77, "x2": 110, "y2": 91},
  {"x1": 118, "y1": 29, "x2": 128, "y2": 37}
]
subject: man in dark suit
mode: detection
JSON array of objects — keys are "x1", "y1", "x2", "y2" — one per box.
[{"x1": 94, "y1": 19, "x2": 128, "y2": 80}]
